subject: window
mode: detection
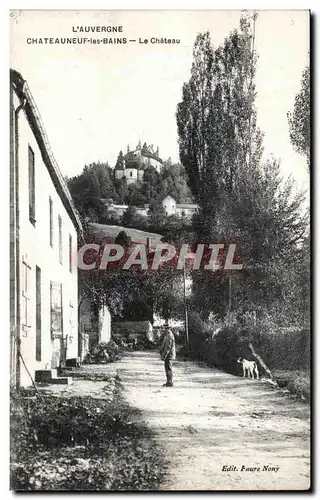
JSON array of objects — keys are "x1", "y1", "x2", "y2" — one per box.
[
  {"x1": 130, "y1": 171, "x2": 133, "y2": 177},
  {"x1": 22, "y1": 256, "x2": 31, "y2": 334},
  {"x1": 36, "y1": 266, "x2": 41, "y2": 361},
  {"x1": 69, "y1": 234, "x2": 72, "y2": 273},
  {"x1": 58, "y1": 215, "x2": 62, "y2": 264},
  {"x1": 28, "y1": 146, "x2": 36, "y2": 224},
  {"x1": 49, "y1": 197, "x2": 53, "y2": 247},
  {"x1": 50, "y1": 282, "x2": 63, "y2": 338}
]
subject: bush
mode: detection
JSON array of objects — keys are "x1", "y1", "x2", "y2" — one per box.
[
  {"x1": 10, "y1": 392, "x2": 165, "y2": 491},
  {"x1": 112, "y1": 336, "x2": 129, "y2": 349},
  {"x1": 11, "y1": 396, "x2": 142, "y2": 450},
  {"x1": 211, "y1": 325, "x2": 255, "y2": 374},
  {"x1": 11, "y1": 439, "x2": 165, "y2": 491},
  {"x1": 105, "y1": 339, "x2": 122, "y2": 361},
  {"x1": 273, "y1": 370, "x2": 310, "y2": 402},
  {"x1": 187, "y1": 312, "x2": 210, "y2": 354},
  {"x1": 185, "y1": 310, "x2": 310, "y2": 383},
  {"x1": 254, "y1": 325, "x2": 310, "y2": 372},
  {"x1": 136, "y1": 336, "x2": 155, "y2": 350},
  {"x1": 83, "y1": 340, "x2": 121, "y2": 364},
  {"x1": 185, "y1": 312, "x2": 249, "y2": 370}
]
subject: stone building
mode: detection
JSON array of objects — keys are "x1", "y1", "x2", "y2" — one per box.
[
  {"x1": 162, "y1": 195, "x2": 198, "y2": 219},
  {"x1": 10, "y1": 69, "x2": 83, "y2": 387},
  {"x1": 114, "y1": 141, "x2": 163, "y2": 185},
  {"x1": 101, "y1": 195, "x2": 198, "y2": 222}
]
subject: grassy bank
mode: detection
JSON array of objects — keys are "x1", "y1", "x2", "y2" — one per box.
[
  {"x1": 273, "y1": 370, "x2": 310, "y2": 402},
  {"x1": 178, "y1": 313, "x2": 310, "y2": 402},
  {"x1": 10, "y1": 375, "x2": 166, "y2": 491}
]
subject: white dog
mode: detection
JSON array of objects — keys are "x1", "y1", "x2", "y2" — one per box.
[{"x1": 237, "y1": 357, "x2": 259, "y2": 380}]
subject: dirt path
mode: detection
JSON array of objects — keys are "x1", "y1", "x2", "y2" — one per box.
[{"x1": 115, "y1": 351, "x2": 310, "y2": 491}]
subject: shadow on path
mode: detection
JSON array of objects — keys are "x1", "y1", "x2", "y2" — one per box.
[{"x1": 113, "y1": 351, "x2": 310, "y2": 491}]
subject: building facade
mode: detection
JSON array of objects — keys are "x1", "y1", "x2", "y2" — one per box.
[
  {"x1": 79, "y1": 298, "x2": 111, "y2": 355},
  {"x1": 10, "y1": 69, "x2": 83, "y2": 387},
  {"x1": 162, "y1": 195, "x2": 198, "y2": 219},
  {"x1": 102, "y1": 195, "x2": 198, "y2": 221}
]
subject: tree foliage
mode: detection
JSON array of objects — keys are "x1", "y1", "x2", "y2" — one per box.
[
  {"x1": 121, "y1": 206, "x2": 141, "y2": 227},
  {"x1": 68, "y1": 162, "x2": 116, "y2": 221},
  {"x1": 68, "y1": 158, "x2": 194, "y2": 225},
  {"x1": 147, "y1": 199, "x2": 167, "y2": 227},
  {"x1": 176, "y1": 13, "x2": 309, "y2": 325},
  {"x1": 288, "y1": 66, "x2": 310, "y2": 170},
  {"x1": 69, "y1": 13, "x2": 309, "y2": 330},
  {"x1": 177, "y1": 15, "x2": 262, "y2": 218}
]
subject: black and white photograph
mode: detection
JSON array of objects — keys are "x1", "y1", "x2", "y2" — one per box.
[{"x1": 9, "y1": 9, "x2": 310, "y2": 491}]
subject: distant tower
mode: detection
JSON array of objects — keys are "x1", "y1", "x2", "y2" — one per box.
[
  {"x1": 137, "y1": 140, "x2": 142, "y2": 150},
  {"x1": 127, "y1": 144, "x2": 130, "y2": 153}
]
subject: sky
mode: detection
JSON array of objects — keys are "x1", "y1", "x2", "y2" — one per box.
[{"x1": 10, "y1": 10, "x2": 309, "y2": 192}]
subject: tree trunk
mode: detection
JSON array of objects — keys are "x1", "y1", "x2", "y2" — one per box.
[{"x1": 248, "y1": 342, "x2": 274, "y2": 380}]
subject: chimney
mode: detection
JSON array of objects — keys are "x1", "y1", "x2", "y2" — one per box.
[
  {"x1": 156, "y1": 146, "x2": 159, "y2": 157},
  {"x1": 146, "y1": 237, "x2": 152, "y2": 253}
]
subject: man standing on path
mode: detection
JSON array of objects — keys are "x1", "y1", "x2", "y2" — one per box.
[{"x1": 160, "y1": 326, "x2": 176, "y2": 387}]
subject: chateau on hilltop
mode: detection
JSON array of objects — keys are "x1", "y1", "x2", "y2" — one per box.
[
  {"x1": 115, "y1": 141, "x2": 163, "y2": 185},
  {"x1": 111, "y1": 141, "x2": 198, "y2": 220}
]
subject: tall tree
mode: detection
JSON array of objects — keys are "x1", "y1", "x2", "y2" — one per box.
[
  {"x1": 68, "y1": 165, "x2": 104, "y2": 222},
  {"x1": 114, "y1": 177, "x2": 128, "y2": 204},
  {"x1": 176, "y1": 31, "x2": 216, "y2": 213},
  {"x1": 148, "y1": 199, "x2": 167, "y2": 227},
  {"x1": 140, "y1": 167, "x2": 162, "y2": 202},
  {"x1": 176, "y1": 14, "x2": 309, "y2": 324},
  {"x1": 114, "y1": 150, "x2": 125, "y2": 171},
  {"x1": 177, "y1": 13, "x2": 262, "y2": 226},
  {"x1": 288, "y1": 66, "x2": 310, "y2": 170},
  {"x1": 160, "y1": 163, "x2": 193, "y2": 203},
  {"x1": 89, "y1": 162, "x2": 117, "y2": 200},
  {"x1": 124, "y1": 184, "x2": 147, "y2": 206}
]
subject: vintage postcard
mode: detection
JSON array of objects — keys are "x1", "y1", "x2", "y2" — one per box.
[{"x1": 9, "y1": 10, "x2": 310, "y2": 491}]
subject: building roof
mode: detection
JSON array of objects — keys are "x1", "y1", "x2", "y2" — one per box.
[
  {"x1": 101, "y1": 197, "x2": 198, "y2": 213},
  {"x1": 176, "y1": 204, "x2": 198, "y2": 209},
  {"x1": 100, "y1": 200, "x2": 128, "y2": 211},
  {"x1": 162, "y1": 195, "x2": 176, "y2": 202},
  {"x1": 108, "y1": 204, "x2": 128, "y2": 211},
  {"x1": 114, "y1": 163, "x2": 125, "y2": 171},
  {"x1": 10, "y1": 69, "x2": 83, "y2": 237},
  {"x1": 140, "y1": 149, "x2": 163, "y2": 163},
  {"x1": 124, "y1": 143, "x2": 163, "y2": 170}
]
